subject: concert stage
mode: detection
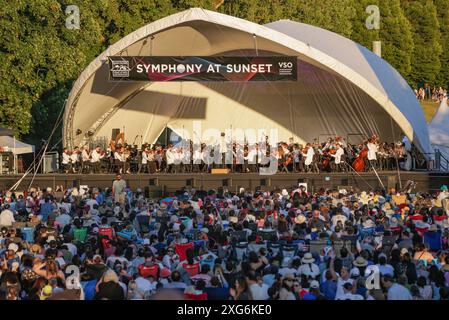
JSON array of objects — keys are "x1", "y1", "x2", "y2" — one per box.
[{"x1": 1, "y1": 171, "x2": 448, "y2": 196}]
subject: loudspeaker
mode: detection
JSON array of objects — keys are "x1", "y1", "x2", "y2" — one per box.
[
  {"x1": 149, "y1": 178, "x2": 158, "y2": 186},
  {"x1": 43, "y1": 153, "x2": 58, "y2": 173},
  {"x1": 186, "y1": 178, "x2": 194, "y2": 187},
  {"x1": 260, "y1": 178, "x2": 270, "y2": 187},
  {"x1": 144, "y1": 185, "x2": 164, "y2": 199},
  {"x1": 223, "y1": 179, "x2": 232, "y2": 187}
]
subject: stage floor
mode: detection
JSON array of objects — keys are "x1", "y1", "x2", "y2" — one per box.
[{"x1": 1, "y1": 171, "x2": 448, "y2": 194}]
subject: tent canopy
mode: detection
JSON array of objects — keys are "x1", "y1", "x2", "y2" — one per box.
[
  {"x1": 63, "y1": 8, "x2": 431, "y2": 155},
  {"x1": 0, "y1": 136, "x2": 35, "y2": 155},
  {"x1": 429, "y1": 97, "x2": 449, "y2": 160}
]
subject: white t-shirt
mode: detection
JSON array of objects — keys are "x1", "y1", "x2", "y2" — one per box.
[
  {"x1": 335, "y1": 277, "x2": 354, "y2": 300},
  {"x1": 249, "y1": 283, "x2": 269, "y2": 300},
  {"x1": 0, "y1": 209, "x2": 15, "y2": 227},
  {"x1": 337, "y1": 293, "x2": 364, "y2": 300},
  {"x1": 298, "y1": 263, "x2": 321, "y2": 278},
  {"x1": 367, "y1": 143, "x2": 378, "y2": 161}
]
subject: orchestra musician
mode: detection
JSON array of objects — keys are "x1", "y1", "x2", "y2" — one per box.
[
  {"x1": 70, "y1": 146, "x2": 80, "y2": 173},
  {"x1": 292, "y1": 144, "x2": 303, "y2": 173},
  {"x1": 140, "y1": 147, "x2": 150, "y2": 173},
  {"x1": 59, "y1": 134, "x2": 419, "y2": 175},
  {"x1": 192, "y1": 144, "x2": 202, "y2": 173},
  {"x1": 165, "y1": 144, "x2": 176, "y2": 173},
  {"x1": 303, "y1": 143, "x2": 315, "y2": 172},
  {"x1": 245, "y1": 144, "x2": 258, "y2": 173},
  {"x1": 81, "y1": 145, "x2": 90, "y2": 173},
  {"x1": 90, "y1": 145, "x2": 105, "y2": 173},
  {"x1": 366, "y1": 137, "x2": 379, "y2": 172},
  {"x1": 61, "y1": 148, "x2": 71, "y2": 173},
  {"x1": 330, "y1": 142, "x2": 345, "y2": 172},
  {"x1": 114, "y1": 146, "x2": 130, "y2": 174}
]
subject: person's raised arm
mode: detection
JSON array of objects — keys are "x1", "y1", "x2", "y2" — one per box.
[
  {"x1": 329, "y1": 255, "x2": 338, "y2": 281},
  {"x1": 32, "y1": 262, "x2": 47, "y2": 278}
]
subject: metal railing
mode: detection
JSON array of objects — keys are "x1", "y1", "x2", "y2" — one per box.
[{"x1": 423, "y1": 150, "x2": 449, "y2": 172}]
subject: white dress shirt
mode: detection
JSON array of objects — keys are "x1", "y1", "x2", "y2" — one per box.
[
  {"x1": 305, "y1": 147, "x2": 315, "y2": 166},
  {"x1": 62, "y1": 152, "x2": 70, "y2": 165}
]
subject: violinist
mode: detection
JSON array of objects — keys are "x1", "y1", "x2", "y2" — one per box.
[
  {"x1": 330, "y1": 142, "x2": 345, "y2": 172},
  {"x1": 140, "y1": 147, "x2": 150, "y2": 173},
  {"x1": 70, "y1": 147, "x2": 80, "y2": 173},
  {"x1": 303, "y1": 143, "x2": 315, "y2": 172},
  {"x1": 81, "y1": 145, "x2": 90, "y2": 173},
  {"x1": 192, "y1": 144, "x2": 202, "y2": 173},
  {"x1": 114, "y1": 146, "x2": 130, "y2": 174},
  {"x1": 278, "y1": 144, "x2": 288, "y2": 173},
  {"x1": 292, "y1": 144, "x2": 302, "y2": 173},
  {"x1": 245, "y1": 144, "x2": 258, "y2": 173},
  {"x1": 233, "y1": 143, "x2": 245, "y2": 173},
  {"x1": 61, "y1": 148, "x2": 71, "y2": 173},
  {"x1": 90, "y1": 145, "x2": 105, "y2": 173}
]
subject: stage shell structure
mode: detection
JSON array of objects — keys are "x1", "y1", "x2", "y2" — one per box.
[{"x1": 63, "y1": 8, "x2": 431, "y2": 156}]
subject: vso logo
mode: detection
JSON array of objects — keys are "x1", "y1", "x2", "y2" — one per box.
[{"x1": 278, "y1": 62, "x2": 293, "y2": 69}]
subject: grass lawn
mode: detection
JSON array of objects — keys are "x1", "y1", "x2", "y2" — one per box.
[{"x1": 420, "y1": 100, "x2": 440, "y2": 123}]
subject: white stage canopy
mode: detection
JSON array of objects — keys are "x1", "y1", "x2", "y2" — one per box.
[{"x1": 63, "y1": 8, "x2": 431, "y2": 155}]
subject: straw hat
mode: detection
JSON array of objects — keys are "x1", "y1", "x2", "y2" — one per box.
[
  {"x1": 301, "y1": 252, "x2": 315, "y2": 264},
  {"x1": 353, "y1": 256, "x2": 368, "y2": 267}
]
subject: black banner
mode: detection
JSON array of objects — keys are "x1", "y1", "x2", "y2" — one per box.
[{"x1": 108, "y1": 56, "x2": 297, "y2": 82}]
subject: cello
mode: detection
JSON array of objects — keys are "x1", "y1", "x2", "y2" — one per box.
[{"x1": 352, "y1": 144, "x2": 368, "y2": 172}]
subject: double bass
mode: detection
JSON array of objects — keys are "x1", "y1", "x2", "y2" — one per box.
[{"x1": 352, "y1": 144, "x2": 368, "y2": 172}]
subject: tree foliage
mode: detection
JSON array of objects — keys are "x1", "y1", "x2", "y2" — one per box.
[{"x1": 402, "y1": 0, "x2": 442, "y2": 86}]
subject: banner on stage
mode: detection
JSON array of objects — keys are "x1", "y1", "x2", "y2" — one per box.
[{"x1": 108, "y1": 56, "x2": 297, "y2": 81}]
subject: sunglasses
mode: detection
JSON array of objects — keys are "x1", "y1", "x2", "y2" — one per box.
[{"x1": 285, "y1": 279, "x2": 294, "y2": 282}]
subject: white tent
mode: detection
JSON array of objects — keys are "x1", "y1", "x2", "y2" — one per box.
[
  {"x1": 0, "y1": 136, "x2": 35, "y2": 154},
  {"x1": 63, "y1": 8, "x2": 431, "y2": 156},
  {"x1": 429, "y1": 97, "x2": 449, "y2": 162}
]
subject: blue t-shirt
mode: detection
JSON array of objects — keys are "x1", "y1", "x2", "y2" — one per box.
[
  {"x1": 321, "y1": 280, "x2": 337, "y2": 300},
  {"x1": 40, "y1": 202, "x2": 54, "y2": 222},
  {"x1": 82, "y1": 280, "x2": 97, "y2": 300},
  {"x1": 205, "y1": 287, "x2": 230, "y2": 300}
]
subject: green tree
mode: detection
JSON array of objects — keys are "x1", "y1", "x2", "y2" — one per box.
[
  {"x1": 350, "y1": 0, "x2": 379, "y2": 50},
  {"x1": 435, "y1": 0, "x2": 449, "y2": 87},
  {"x1": 402, "y1": 0, "x2": 442, "y2": 86},
  {"x1": 379, "y1": 0, "x2": 414, "y2": 83},
  {"x1": 282, "y1": 0, "x2": 356, "y2": 38}
]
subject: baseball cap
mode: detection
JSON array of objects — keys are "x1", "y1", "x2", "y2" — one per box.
[
  {"x1": 40, "y1": 285, "x2": 53, "y2": 300},
  {"x1": 310, "y1": 280, "x2": 320, "y2": 289}
]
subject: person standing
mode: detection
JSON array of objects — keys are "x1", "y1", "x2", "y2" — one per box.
[
  {"x1": 90, "y1": 146, "x2": 105, "y2": 173},
  {"x1": 112, "y1": 174, "x2": 127, "y2": 205},
  {"x1": 367, "y1": 138, "x2": 378, "y2": 171}
]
